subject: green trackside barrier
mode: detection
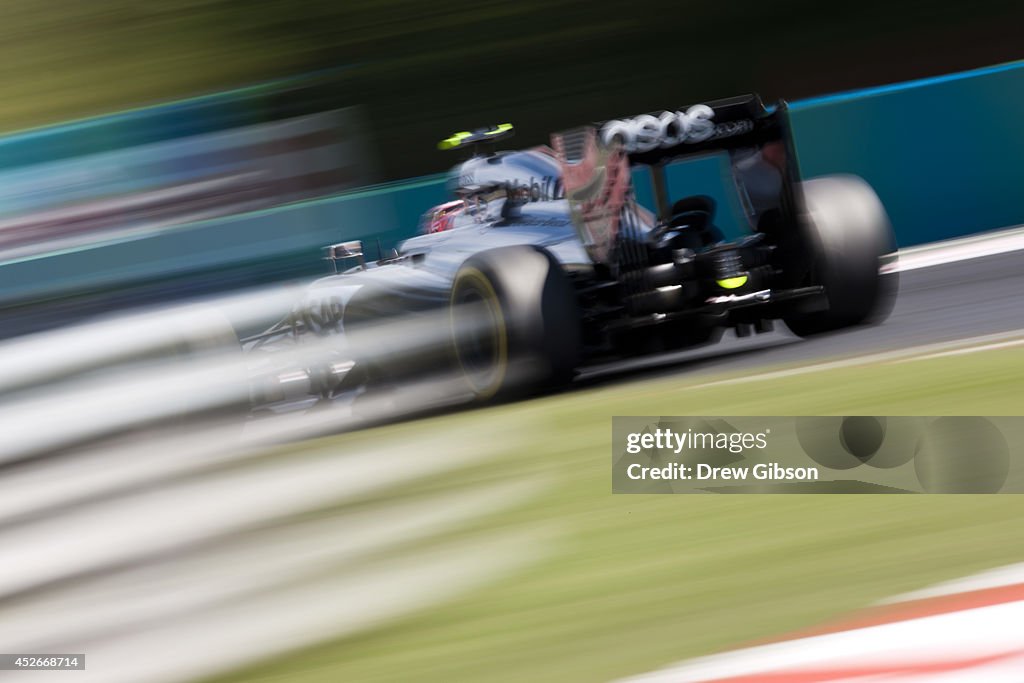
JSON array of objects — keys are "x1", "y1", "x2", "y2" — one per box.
[
  {"x1": 0, "y1": 174, "x2": 448, "y2": 308},
  {"x1": 1, "y1": 60, "x2": 1023, "y2": 317},
  {"x1": 788, "y1": 59, "x2": 1024, "y2": 246}
]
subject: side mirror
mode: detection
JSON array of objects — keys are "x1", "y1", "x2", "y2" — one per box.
[{"x1": 323, "y1": 240, "x2": 365, "y2": 272}]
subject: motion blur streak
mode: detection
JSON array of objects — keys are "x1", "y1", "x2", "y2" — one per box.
[
  {"x1": 0, "y1": 353, "x2": 247, "y2": 459},
  {"x1": 6, "y1": 534, "x2": 551, "y2": 683},
  {"x1": 0, "y1": 286, "x2": 495, "y2": 460},
  {"x1": 0, "y1": 284, "x2": 553, "y2": 682},
  {"x1": 0, "y1": 425, "x2": 528, "y2": 596},
  {"x1": 0, "y1": 481, "x2": 548, "y2": 651},
  {"x1": 0, "y1": 285, "x2": 301, "y2": 394},
  {"x1": 0, "y1": 373, "x2": 472, "y2": 524}
]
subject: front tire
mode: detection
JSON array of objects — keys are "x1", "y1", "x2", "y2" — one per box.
[
  {"x1": 450, "y1": 246, "x2": 582, "y2": 401},
  {"x1": 783, "y1": 175, "x2": 898, "y2": 336}
]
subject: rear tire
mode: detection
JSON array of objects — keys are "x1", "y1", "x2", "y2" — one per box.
[
  {"x1": 450, "y1": 246, "x2": 581, "y2": 401},
  {"x1": 783, "y1": 175, "x2": 898, "y2": 337}
]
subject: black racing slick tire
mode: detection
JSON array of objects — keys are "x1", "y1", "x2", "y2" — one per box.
[
  {"x1": 450, "y1": 246, "x2": 582, "y2": 401},
  {"x1": 783, "y1": 175, "x2": 898, "y2": 337}
]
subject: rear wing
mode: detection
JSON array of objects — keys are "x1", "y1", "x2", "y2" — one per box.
[{"x1": 551, "y1": 93, "x2": 802, "y2": 267}]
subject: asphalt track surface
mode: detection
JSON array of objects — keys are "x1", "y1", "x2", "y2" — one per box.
[{"x1": 577, "y1": 247, "x2": 1024, "y2": 390}]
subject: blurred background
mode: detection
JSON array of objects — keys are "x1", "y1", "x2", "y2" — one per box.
[
  {"x1": 0, "y1": 0, "x2": 1022, "y2": 336},
  {"x1": 0, "y1": 0, "x2": 1022, "y2": 334},
  {"x1": 2, "y1": 0, "x2": 1024, "y2": 179},
  {"x1": 1, "y1": 2, "x2": 1024, "y2": 682}
]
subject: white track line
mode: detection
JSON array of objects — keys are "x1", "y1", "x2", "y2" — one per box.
[
  {"x1": 889, "y1": 224, "x2": 1024, "y2": 273},
  {"x1": 689, "y1": 329, "x2": 1024, "y2": 389},
  {"x1": 902, "y1": 337, "x2": 1024, "y2": 361},
  {"x1": 882, "y1": 563, "x2": 1024, "y2": 605}
]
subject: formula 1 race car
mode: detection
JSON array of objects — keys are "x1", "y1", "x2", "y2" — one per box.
[{"x1": 246, "y1": 94, "x2": 897, "y2": 408}]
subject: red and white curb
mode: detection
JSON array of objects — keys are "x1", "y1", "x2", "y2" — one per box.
[{"x1": 614, "y1": 564, "x2": 1024, "y2": 682}]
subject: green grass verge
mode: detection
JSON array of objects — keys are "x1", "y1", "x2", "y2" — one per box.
[{"x1": 211, "y1": 346, "x2": 1024, "y2": 683}]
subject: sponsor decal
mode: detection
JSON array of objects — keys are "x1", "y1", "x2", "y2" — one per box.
[
  {"x1": 295, "y1": 295, "x2": 345, "y2": 336},
  {"x1": 457, "y1": 174, "x2": 562, "y2": 203},
  {"x1": 505, "y1": 174, "x2": 562, "y2": 202},
  {"x1": 601, "y1": 105, "x2": 754, "y2": 153}
]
